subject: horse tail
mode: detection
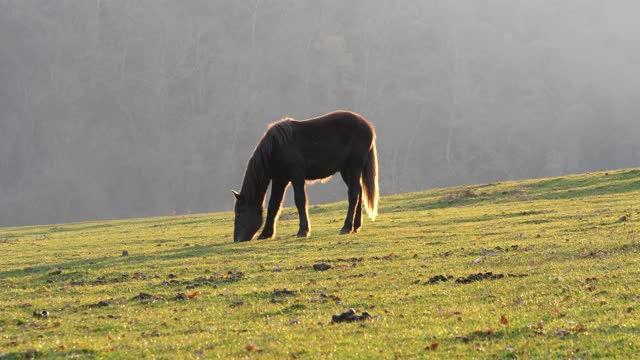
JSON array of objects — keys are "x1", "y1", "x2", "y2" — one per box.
[{"x1": 361, "y1": 139, "x2": 379, "y2": 221}]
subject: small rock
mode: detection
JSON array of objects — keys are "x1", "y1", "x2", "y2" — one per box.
[
  {"x1": 175, "y1": 293, "x2": 188, "y2": 300},
  {"x1": 122, "y1": 250, "x2": 129, "y2": 256},
  {"x1": 472, "y1": 257, "x2": 484, "y2": 264}
]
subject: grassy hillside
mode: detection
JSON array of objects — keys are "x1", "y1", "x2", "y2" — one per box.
[{"x1": 1, "y1": 168, "x2": 640, "y2": 359}]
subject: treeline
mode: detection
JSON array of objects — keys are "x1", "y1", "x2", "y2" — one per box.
[{"x1": 1, "y1": 1, "x2": 639, "y2": 226}]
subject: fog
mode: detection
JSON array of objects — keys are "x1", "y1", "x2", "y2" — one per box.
[{"x1": 2, "y1": 1, "x2": 639, "y2": 227}]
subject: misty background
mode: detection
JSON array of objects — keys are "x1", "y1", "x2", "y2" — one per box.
[{"x1": 1, "y1": 1, "x2": 639, "y2": 227}]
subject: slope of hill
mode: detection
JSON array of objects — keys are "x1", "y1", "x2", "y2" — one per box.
[{"x1": 1, "y1": 168, "x2": 640, "y2": 358}]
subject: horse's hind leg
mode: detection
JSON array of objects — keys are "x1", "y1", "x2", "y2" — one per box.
[
  {"x1": 292, "y1": 177, "x2": 310, "y2": 237},
  {"x1": 340, "y1": 171, "x2": 362, "y2": 235},
  {"x1": 353, "y1": 193, "x2": 362, "y2": 232}
]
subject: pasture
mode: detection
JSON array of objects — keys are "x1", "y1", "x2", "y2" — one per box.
[{"x1": 1, "y1": 168, "x2": 640, "y2": 358}]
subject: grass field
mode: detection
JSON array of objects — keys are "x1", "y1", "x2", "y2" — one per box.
[{"x1": 1, "y1": 168, "x2": 640, "y2": 359}]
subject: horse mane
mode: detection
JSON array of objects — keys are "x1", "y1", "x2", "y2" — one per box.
[{"x1": 239, "y1": 119, "x2": 294, "y2": 205}]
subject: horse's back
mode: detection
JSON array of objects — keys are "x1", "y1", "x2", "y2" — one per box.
[
  {"x1": 291, "y1": 111, "x2": 374, "y2": 145},
  {"x1": 283, "y1": 111, "x2": 374, "y2": 180},
  {"x1": 304, "y1": 110, "x2": 373, "y2": 134}
]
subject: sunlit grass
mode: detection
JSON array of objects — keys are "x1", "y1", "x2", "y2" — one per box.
[{"x1": 1, "y1": 168, "x2": 640, "y2": 358}]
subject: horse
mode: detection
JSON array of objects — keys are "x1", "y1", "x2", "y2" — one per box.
[{"x1": 232, "y1": 110, "x2": 379, "y2": 242}]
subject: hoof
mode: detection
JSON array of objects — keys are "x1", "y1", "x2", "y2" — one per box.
[
  {"x1": 257, "y1": 233, "x2": 273, "y2": 240},
  {"x1": 339, "y1": 228, "x2": 353, "y2": 235},
  {"x1": 296, "y1": 230, "x2": 310, "y2": 238}
]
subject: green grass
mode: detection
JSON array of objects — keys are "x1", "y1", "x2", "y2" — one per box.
[{"x1": 1, "y1": 168, "x2": 640, "y2": 359}]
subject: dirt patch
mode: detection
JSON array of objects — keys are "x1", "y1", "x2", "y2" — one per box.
[
  {"x1": 455, "y1": 272, "x2": 505, "y2": 284},
  {"x1": 425, "y1": 272, "x2": 528, "y2": 285},
  {"x1": 332, "y1": 257, "x2": 365, "y2": 263},
  {"x1": 371, "y1": 253, "x2": 399, "y2": 261},
  {"x1": 442, "y1": 189, "x2": 480, "y2": 203},
  {"x1": 32, "y1": 310, "x2": 49, "y2": 319},
  {"x1": 619, "y1": 243, "x2": 640, "y2": 253},
  {"x1": 501, "y1": 187, "x2": 529, "y2": 201},
  {"x1": 220, "y1": 271, "x2": 245, "y2": 282},
  {"x1": 131, "y1": 292, "x2": 162, "y2": 303},
  {"x1": 273, "y1": 288, "x2": 297, "y2": 296},
  {"x1": 310, "y1": 292, "x2": 341, "y2": 304},
  {"x1": 175, "y1": 293, "x2": 188, "y2": 300},
  {"x1": 331, "y1": 308, "x2": 373, "y2": 323},
  {"x1": 229, "y1": 301, "x2": 244, "y2": 308},
  {"x1": 91, "y1": 300, "x2": 110, "y2": 308},
  {"x1": 96, "y1": 273, "x2": 130, "y2": 285},
  {"x1": 156, "y1": 272, "x2": 244, "y2": 289},
  {"x1": 426, "y1": 275, "x2": 454, "y2": 284},
  {"x1": 313, "y1": 263, "x2": 332, "y2": 271}
]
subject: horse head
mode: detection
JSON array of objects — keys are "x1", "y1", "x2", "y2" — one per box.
[{"x1": 232, "y1": 190, "x2": 263, "y2": 242}]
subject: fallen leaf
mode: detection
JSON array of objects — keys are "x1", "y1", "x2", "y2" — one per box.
[
  {"x1": 246, "y1": 344, "x2": 255, "y2": 352},
  {"x1": 427, "y1": 342, "x2": 439, "y2": 350},
  {"x1": 501, "y1": 315, "x2": 509, "y2": 325},
  {"x1": 187, "y1": 291, "x2": 199, "y2": 299},
  {"x1": 487, "y1": 327, "x2": 494, "y2": 335}
]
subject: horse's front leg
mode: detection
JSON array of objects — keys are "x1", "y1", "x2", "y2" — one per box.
[
  {"x1": 341, "y1": 180, "x2": 362, "y2": 235},
  {"x1": 292, "y1": 179, "x2": 310, "y2": 237},
  {"x1": 258, "y1": 179, "x2": 288, "y2": 239}
]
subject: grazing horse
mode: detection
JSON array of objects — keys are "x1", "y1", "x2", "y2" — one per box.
[{"x1": 232, "y1": 110, "x2": 379, "y2": 242}]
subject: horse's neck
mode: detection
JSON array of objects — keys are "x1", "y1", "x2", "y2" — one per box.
[{"x1": 240, "y1": 155, "x2": 270, "y2": 207}]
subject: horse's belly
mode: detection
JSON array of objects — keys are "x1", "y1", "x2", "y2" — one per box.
[
  {"x1": 305, "y1": 166, "x2": 339, "y2": 180},
  {"x1": 299, "y1": 142, "x2": 347, "y2": 179}
]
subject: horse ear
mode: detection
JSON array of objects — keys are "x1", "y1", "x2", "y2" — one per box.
[{"x1": 231, "y1": 190, "x2": 242, "y2": 200}]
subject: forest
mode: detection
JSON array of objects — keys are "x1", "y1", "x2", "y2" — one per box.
[{"x1": 1, "y1": 1, "x2": 639, "y2": 226}]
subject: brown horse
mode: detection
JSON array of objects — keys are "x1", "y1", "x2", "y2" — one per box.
[{"x1": 232, "y1": 110, "x2": 379, "y2": 242}]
